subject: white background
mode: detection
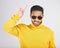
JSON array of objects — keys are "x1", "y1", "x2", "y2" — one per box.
[{"x1": 0, "y1": 0, "x2": 60, "y2": 48}]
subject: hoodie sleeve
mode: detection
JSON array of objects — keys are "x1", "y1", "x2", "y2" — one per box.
[
  {"x1": 3, "y1": 14, "x2": 21, "y2": 37},
  {"x1": 49, "y1": 31, "x2": 56, "y2": 48}
]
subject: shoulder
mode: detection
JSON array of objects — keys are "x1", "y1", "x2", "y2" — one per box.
[
  {"x1": 17, "y1": 24, "x2": 27, "y2": 26},
  {"x1": 15, "y1": 24, "x2": 27, "y2": 28},
  {"x1": 42, "y1": 24, "x2": 54, "y2": 33}
]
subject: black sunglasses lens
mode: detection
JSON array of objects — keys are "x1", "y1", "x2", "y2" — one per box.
[
  {"x1": 32, "y1": 16, "x2": 36, "y2": 19},
  {"x1": 38, "y1": 16, "x2": 42, "y2": 20},
  {"x1": 32, "y1": 16, "x2": 42, "y2": 20}
]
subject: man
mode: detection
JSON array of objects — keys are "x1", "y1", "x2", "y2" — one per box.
[{"x1": 3, "y1": 5, "x2": 56, "y2": 48}]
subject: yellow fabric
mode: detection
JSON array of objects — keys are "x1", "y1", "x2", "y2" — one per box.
[{"x1": 3, "y1": 14, "x2": 56, "y2": 48}]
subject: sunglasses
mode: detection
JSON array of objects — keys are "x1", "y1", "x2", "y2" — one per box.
[{"x1": 31, "y1": 16, "x2": 43, "y2": 20}]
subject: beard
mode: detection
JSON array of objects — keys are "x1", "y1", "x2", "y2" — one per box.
[{"x1": 32, "y1": 20, "x2": 42, "y2": 26}]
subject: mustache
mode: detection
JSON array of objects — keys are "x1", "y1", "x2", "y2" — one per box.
[{"x1": 34, "y1": 20, "x2": 39, "y2": 22}]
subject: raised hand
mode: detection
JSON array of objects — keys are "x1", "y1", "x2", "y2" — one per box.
[{"x1": 17, "y1": 5, "x2": 27, "y2": 18}]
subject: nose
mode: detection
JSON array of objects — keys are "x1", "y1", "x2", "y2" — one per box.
[{"x1": 35, "y1": 18, "x2": 39, "y2": 21}]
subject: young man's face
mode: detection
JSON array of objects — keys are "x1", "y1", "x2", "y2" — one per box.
[{"x1": 30, "y1": 11, "x2": 43, "y2": 26}]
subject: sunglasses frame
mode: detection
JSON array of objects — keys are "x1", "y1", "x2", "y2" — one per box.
[{"x1": 31, "y1": 16, "x2": 43, "y2": 20}]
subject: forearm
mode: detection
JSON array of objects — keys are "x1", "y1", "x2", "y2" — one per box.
[{"x1": 3, "y1": 14, "x2": 20, "y2": 32}]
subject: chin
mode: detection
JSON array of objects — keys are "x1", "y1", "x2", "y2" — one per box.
[
  {"x1": 34, "y1": 23, "x2": 40, "y2": 26},
  {"x1": 36, "y1": 24, "x2": 40, "y2": 26}
]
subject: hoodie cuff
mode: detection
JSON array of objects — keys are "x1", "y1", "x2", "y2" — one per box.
[{"x1": 11, "y1": 14, "x2": 21, "y2": 22}]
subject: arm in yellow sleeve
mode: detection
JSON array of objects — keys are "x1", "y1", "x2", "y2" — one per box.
[
  {"x1": 3, "y1": 14, "x2": 21, "y2": 37},
  {"x1": 49, "y1": 32, "x2": 56, "y2": 48}
]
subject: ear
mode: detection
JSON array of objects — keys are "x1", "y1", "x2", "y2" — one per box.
[
  {"x1": 42, "y1": 14, "x2": 44, "y2": 18},
  {"x1": 30, "y1": 14, "x2": 32, "y2": 18}
]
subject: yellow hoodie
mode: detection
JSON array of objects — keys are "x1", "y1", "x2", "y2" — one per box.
[{"x1": 3, "y1": 14, "x2": 56, "y2": 48}]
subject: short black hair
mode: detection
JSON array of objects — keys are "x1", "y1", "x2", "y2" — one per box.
[{"x1": 30, "y1": 5, "x2": 44, "y2": 14}]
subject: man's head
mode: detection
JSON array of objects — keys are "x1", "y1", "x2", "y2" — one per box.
[{"x1": 30, "y1": 5, "x2": 44, "y2": 26}]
